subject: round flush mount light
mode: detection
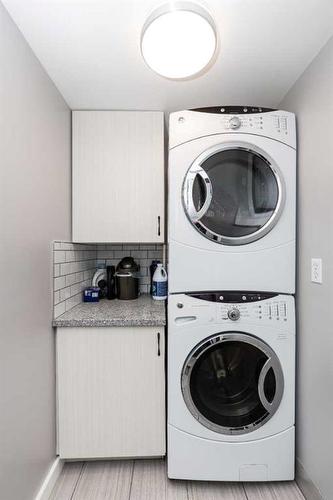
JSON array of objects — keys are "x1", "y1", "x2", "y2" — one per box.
[{"x1": 141, "y1": 2, "x2": 217, "y2": 80}]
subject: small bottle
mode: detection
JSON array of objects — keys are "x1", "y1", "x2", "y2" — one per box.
[{"x1": 152, "y1": 264, "x2": 167, "y2": 301}]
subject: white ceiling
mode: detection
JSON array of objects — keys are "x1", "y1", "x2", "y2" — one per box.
[{"x1": 3, "y1": 0, "x2": 333, "y2": 111}]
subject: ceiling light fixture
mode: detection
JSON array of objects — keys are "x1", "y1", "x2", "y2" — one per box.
[{"x1": 141, "y1": 2, "x2": 217, "y2": 80}]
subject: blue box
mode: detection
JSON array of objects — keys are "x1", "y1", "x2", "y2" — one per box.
[{"x1": 83, "y1": 287, "x2": 100, "y2": 302}]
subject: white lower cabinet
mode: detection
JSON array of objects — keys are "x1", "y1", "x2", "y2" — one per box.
[{"x1": 56, "y1": 326, "x2": 165, "y2": 459}]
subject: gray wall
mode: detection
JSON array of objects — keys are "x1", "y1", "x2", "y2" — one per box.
[
  {"x1": 280, "y1": 37, "x2": 333, "y2": 500},
  {"x1": 0, "y1": 3, "x2": 71, "y2": 499}
]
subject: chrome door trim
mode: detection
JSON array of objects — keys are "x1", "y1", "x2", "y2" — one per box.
[
  {"x1": 181, "y1": 332, "x2": 284, "y2": 435},
  {"x1": 258, "y1": 357, "x2": 284, "y2": 414},
  {"x1": 184, "y1": 165, "x2": 213, "y2": 221},
  {"x1": 182, "y1": 142, "x2": 286, "y2": 245}
]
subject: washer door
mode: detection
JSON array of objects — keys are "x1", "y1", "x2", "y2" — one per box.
[
  {"x1": 182, "y1": 143, "x2": 284, "y2": 245},
  {"x1": 181, "y1": 333, "x2": 284, "y2": 435}
]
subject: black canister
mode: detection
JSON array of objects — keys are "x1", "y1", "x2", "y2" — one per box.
[{"x1": 115, "y1": 257, "x2": 140, "y2": 300}]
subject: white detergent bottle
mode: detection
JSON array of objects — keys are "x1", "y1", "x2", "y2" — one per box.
[{"x1": 152, "y1": 263, "x2": 167, "y2": 300}]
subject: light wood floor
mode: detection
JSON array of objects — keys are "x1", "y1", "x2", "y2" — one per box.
[{"x1": 50, "y1": 459, "x2": 305, "y2": 500}]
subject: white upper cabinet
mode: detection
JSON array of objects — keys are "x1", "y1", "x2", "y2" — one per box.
[{"x1": 72, "y1": 111, "x2": 165, "y2": 242}]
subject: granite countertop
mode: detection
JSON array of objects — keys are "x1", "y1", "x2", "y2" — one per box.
[{"x1": 53, "y1": 294, "x2": 166, "y2": 328}]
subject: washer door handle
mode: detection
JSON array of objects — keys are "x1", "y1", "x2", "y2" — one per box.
[{"x1": 185, "y1": 166, "x2": 212, "y2": 222}]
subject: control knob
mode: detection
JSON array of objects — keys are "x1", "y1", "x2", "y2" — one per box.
[
  {"x1": 229, "y1": 116, "x2": 241, "y2": 129},
  {"x1": 228, "y1": 308, "x2": 240, "y2": 321}
]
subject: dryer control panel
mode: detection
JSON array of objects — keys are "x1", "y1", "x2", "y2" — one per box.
[{"x1": 169, "y1": 108, "x2": 296, "y2": 150}]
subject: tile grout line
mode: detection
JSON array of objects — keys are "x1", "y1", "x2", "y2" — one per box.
[{"x1": 69, "y1": 462, "x2": 86, "y2": 500}]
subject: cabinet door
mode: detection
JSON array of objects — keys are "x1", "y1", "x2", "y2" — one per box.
[
  {"x1": 56, "y1": 326, "x2": 165, "y2": 459},
  {"x1": 72, "y1": 111, "x2": 164, "y2": 243}
]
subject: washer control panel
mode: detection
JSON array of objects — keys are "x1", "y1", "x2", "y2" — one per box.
[
  {"x1": 218, "y1": 299, "x2": 289, "y2": 322},
  {"x1": 177, "y1": 291, "x2": 294, "y2": 326}
]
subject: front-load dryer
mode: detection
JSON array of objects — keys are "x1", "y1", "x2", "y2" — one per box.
[
  {"x1": 167, "y1": 291, "x2": 295, "y2": 481},
  {"x1": 168, "y1": 106, "x2": 296, "y2": 294}
]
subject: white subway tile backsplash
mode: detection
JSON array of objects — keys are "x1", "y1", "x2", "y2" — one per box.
[
  {"x1": 54, "y1": 276, "x2": 66, "y2": 291},
  {"x1": 65, "y1": 250, "x2": 76, "y2": 262},
  {"x1": 54, "y1": 301, "x2": 66, "y2": 317},
  {"x1": 60, "y1": 262, "x2": 73, "y2": 275},
  {"x1": 138, "y1": 245, "x2": 157, "y2": 250},
  {"x1": 148, "y1": 250, "x2": 162, "y2": 258},
  {"x1": 130, "y1": 250, "x2": 148, "y2": 259},
  {"x1": 59, "y1": 286, "x2": 71, "y2": 302},
  {"x1": 53, "y1": 241, "x2": 97, "y2": 319},
  {"x1": 107, "y1": 244, "x2": 123, "y2": 250},
  {"x1": 65, "y1": 293, "x2": 81, "y2": 311},
  {"x1": 70, "y1": 282, "x2": 83, "y2": 296},
  {"x1": 53, "y1": 241, "x2": 164, "y2": 319},
  {"x1": 60, "y1": 242, "x2": 75, "y2": 250},
  {"x1": 54, "y1": 290, "x2": 60, "y2": 305},
  {"x1": 114, "y1": 250, "x2": 127, "y2": 259},
  {"x1": 54, "y1": 251, "x2": 66, "y2": 263},
  {"x1": 65, "y1": 273, "x2": 76, "y2": 287},
  {"x1": 82, "y1": 270, "x2": 91, "y2": 280},
  {"x1": 76, "y1": 271, "x2": 85, "y2": 282},
  {"x1": 96, "y1": 250, "x2": 110, "y2": 259}
]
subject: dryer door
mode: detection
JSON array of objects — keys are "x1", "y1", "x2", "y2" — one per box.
[
  {"x1": 182, "y1": 142, "x2": 285, "y2": 245},
  {"x1": 181, "y1": 332, "x2": 284, "y2": 435}
]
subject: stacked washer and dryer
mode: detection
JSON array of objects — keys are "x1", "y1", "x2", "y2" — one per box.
[{"x1": 167, "y1": 106, "x2": 296, "y2": 482}]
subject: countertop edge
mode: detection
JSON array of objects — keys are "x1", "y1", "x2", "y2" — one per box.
[
  {"x1": 53, "y1": 319, "x2": 166, "y2": 328},
  {"x1": 52, "y1": 294, "x2": 166, "y2": 328}
]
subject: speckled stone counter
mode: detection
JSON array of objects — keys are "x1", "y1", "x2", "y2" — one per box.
[{"x1": 53, "y1": 294, "x2": 166, "y2": 327}]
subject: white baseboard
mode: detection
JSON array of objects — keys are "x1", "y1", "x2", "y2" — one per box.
[
  {"x1": 296, "y1": 458, "x2": 324, "y2": 500},
  {"x1": 34, "y1": 456, "x2": 64, "y2": 500}
]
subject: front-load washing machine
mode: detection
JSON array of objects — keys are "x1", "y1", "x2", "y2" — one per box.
[
  {"x1": 168, "y1": 291, "x2": 295, "y2": 481},
  {"x1": 168, "y1": 106, "x2": 296, "y2": 294}
]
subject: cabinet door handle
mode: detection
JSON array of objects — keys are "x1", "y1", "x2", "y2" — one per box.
[
  {"x1": 157, "y1": 216, "x2": 161, "y2": 236},
  {"x1": 157, "y1": 332, "x2": 161, "y2": 356}
]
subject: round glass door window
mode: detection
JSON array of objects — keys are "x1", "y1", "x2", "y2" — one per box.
[
  {"x1": 182, "y1": 145, "x2": 284, "y2": 245},
  {"x1": 181, "y1": 333, "x2": 284, "y2": 435}
]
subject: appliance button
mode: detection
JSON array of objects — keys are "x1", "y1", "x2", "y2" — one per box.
[
  {"x1": 219, "y1": 295, "x2": 224, "y2": 301},
  {"x1": 177, "y1": 303, "x2": 184, "y2": 309},
  {"x1": 280, "y1": 117, "x2": 287, "y2": 130},
  {"x1": 242, "y1": 295, "x2": 247, "y2": 301},
  {"x1": 228, "y1": 308, "x2": 241, "y2": 321},
  {"x1": 229, "y1": 116, "x2": 241, "y2": 129}
]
